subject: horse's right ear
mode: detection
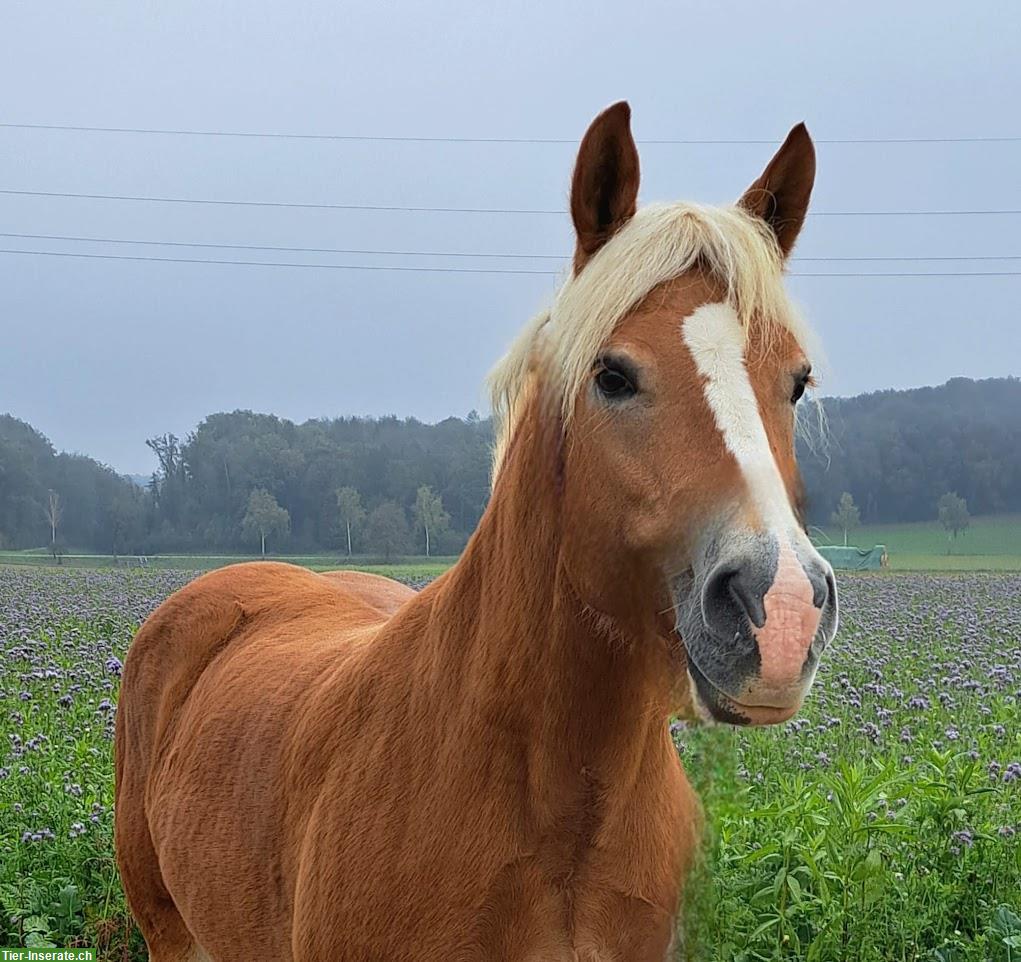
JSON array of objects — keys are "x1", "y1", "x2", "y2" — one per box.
[
  {"x1": 738, "y1": 123, "x2": 816, "y2": 259},
  {"x1": 570, "y1": 101, "x2": 640, "y2": 273}
]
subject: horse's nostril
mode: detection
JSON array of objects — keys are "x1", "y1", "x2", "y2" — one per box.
[
  {"x1": 704, "y1": 565, "x2": 766, "y2": 630},
  {"x1": 727, "y1": 569, "x2": 767, "y2": 628},
  {"x1": 821, "y1": 570, "x2": 836, "y2": 609}
]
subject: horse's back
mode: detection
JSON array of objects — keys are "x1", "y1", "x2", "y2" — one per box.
[
  {"x1": 318, "y1": 567, "x2": 417, "y2": 616},
  {"x1": 117, "y1": 561, "x2": 393, "y2": 780},
  {"x1": 115, "y1": 561, "x2": 398, "y2": 961}
]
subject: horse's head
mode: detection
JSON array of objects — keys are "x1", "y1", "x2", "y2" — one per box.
[{"x1": 493, "y1": 102, "x2": 837, "y2": 726}]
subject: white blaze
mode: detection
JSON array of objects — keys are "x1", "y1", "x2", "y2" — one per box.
[
  {"x1": 683, "y1": 302, "x2": 831, "y2": 698},
  {"x1": 681, "y1": 302, "x2": 799, "y2": 531}
]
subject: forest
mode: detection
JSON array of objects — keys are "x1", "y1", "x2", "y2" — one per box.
[{"x1": 1, "y1": 376, "x2": 1018, "y2": 556}]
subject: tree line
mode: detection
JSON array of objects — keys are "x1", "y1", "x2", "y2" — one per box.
[
  {"x1": 1, "y1": 377, "x2": 1018, "y2": 556},
  {"x1": 797, "y1": 377, "x2": 1021, "y2": 524}
]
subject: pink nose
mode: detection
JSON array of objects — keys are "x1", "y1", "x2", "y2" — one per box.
[
  {"x1": 696, "y1": 537, "x2": 836, "y2": 721},
  {"x1": 748, "y1": 541, "x2": 823, "y2": 703}
]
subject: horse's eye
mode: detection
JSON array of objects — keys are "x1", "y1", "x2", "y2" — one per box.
[
  {"x1": 595, "y1": 361, "x2": 637, "y2": 400},
  {"x1": 791, "y1": 368, "x2": 813, "y2": 404}
]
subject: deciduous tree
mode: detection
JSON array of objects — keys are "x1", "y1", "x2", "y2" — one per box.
[
  {"x1": 830, "y1": 492, "x2": 861, "y2": 547},
  {"x1": 241, "y1": 488, "x2": 290, "y2": 557},
  {"x1": 44, "y1": 489, "x2": 62, "y2": 545},
  {"x1": 335, "y1": 486, "x2": 366, "y2": 557},
  {"x1": 413, "y1": 485, "x2": 450, "y2": 558},
  {"x1": 937, "y1": 492, "x2": 970, "y2": 553},
  {"x1": 366, "y1": 500, "x2": 410, "y2": 562}
]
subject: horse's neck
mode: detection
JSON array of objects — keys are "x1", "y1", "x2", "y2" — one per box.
[{"x1": 414, "y1": 405, "x2": 675, "y2": 809}]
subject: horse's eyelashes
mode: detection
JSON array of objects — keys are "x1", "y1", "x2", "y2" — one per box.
[
  {"x1": 791, "y1": 367, "x2": 813, "y2": 404},
  {"x1": 594, "y1": 358, "x2": 638, "y2": 400}
]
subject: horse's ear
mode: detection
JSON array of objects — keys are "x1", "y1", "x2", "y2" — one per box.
[
  {"x1": 738, "y1": 123, "x2": 816, "y2": 259},
  {"x1": 570, "y1": 101, "x2": 640, "y2": 272}
]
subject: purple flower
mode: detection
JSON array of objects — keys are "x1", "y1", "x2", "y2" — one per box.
[{"x1": 949, "y1": 828, "x2": 974, "y2": 854}]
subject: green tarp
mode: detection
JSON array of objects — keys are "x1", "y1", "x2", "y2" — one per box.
[{"x1": 815, "y1": 545, "x2": 888, "y2": 570}]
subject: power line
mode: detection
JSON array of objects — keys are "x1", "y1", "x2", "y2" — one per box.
[
  {"x1": 2, "y1": 121, "x2": 1020, "y2": 145},
  {"x1": 2, "y1": 247, "x2": 1020, "y2": 277},
  {"x1": 2, "y1": 187, "x2": 1020, "y2": 218},
  {"x1": 3, "y1": 231, "x2": 1021, "y2": 263},
  {"x1": 0, "y1": 231, "x2": 565, "y2": 259},
  {"x1": 0, "y1": 248, "x2": 556, "y2": 274},
  {"x1": 789, "y1": 271, "x2": 1021, "y2": 277},
  {"x1": 793, "y1": 254, "x2": 1021, "y2": 262},
  {"x1": 0, "y1": 187, "x2": 562, "y2": 215}
]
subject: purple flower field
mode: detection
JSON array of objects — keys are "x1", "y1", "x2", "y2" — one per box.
[
  {"x1": 0, "y1": 567, "x2": 191, "y2": 955},
  {"x1": 676, "y1": 573, "x2": 1021, "y2": 961},
  {"x1": 1, "y1": 566, "x2": 1019, "y2": 959}
]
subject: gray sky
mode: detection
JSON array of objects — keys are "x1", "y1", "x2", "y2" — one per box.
[{"x1": 2, "y1": 0, "x2": 1019, "y2": 474}]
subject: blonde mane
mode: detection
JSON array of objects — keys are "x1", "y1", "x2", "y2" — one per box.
[{"x1": 488, "y1": 201, "x2": 815, "y2": 477}]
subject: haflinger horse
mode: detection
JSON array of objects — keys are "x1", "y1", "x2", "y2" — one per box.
[{"x1": 115, "y1": 102, "x2": 838, "y2": 962}]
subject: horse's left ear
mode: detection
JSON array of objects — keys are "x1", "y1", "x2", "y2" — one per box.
[
  {"x1": 738, "y1": 123, "x2": 816, "y2": 259},
  {"x1": 570, "y1": 101, "x2": 640, "y2": 272}
]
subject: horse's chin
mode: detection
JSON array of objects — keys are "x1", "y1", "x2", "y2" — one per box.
[{"x1": 685, "y1": 656, "x2": 800, "y2": 726}]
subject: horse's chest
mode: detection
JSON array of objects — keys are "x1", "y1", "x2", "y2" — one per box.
[{"x1": 466, "y1": 857, "x2": 679, "y2": 962}]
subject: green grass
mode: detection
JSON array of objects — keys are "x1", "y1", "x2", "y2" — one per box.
[
  {"x1": 3, "y1": 513, "x2": 1021, "y2": 574},
  {"x1": 811, "y1": 513, "x2": 1021, "y2": 571},
  {"x1": 309, "y1": 561, "x2": 454, "y2": 580},
  {"x1": 0, "y1": 551, "x2": 456, "y2": 580},
  {"x1": 885, "y1": 553, "x2": 1021, "y2": 572},
  {"x1": 675, "y1": 572, "x2": 1021, "y2": 961}
]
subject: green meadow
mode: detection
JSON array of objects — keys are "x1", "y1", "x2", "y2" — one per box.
[
  {"x1": 1, "y1": 512, "x2": 1020, "y2": 575},
  {"x1": 812, "y1": 514, "x2": 1021, "y2": 571},
  {"x1": 0, "y1": 550, "x2": 456, "y2": 582}
]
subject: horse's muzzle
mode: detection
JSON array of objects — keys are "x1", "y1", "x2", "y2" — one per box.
[{"x1": 675, "y1": 533, "x2": 838, "y2": 726}]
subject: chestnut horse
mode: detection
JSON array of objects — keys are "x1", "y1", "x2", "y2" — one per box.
[{"x1": 115, "y1": 102, "x2": 838, "y2": 961}]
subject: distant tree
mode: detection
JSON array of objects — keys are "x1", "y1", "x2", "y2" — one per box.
[
  {"x1": 107, "y1": 488, "x2": 145, "y2": 556},
  {"x1": 43, "y1": 489, "x2": 62, "y2": 545},
  {"x1": 413, "y1": 485, "x2": 450, "y2": 558},
  {"x1": 241, "y1": 488, "x2": 290, "y2": 557},
  {"x1": 49, "y1": 540, "x2": 67, "y2": 565},
  {"x1": 830, "y1": 492, "x2": 861, "y2": 546},
  {"x1": 937, "y1": 492, "x2": 970, "y2": 553},
  {"x1": 366, "y1": 500, "x2": 411, "y2": 561},
  {"x1": 335, "y1": 486, "x2": 366, "y2": 557},
  {"x1": 146, "y1": 433, "x2": 187, "y2": 526}
]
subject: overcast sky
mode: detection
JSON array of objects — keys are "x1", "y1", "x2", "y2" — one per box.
[{"x1": 2, "y1": 1, "x2": 1019, "y2": 473}]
